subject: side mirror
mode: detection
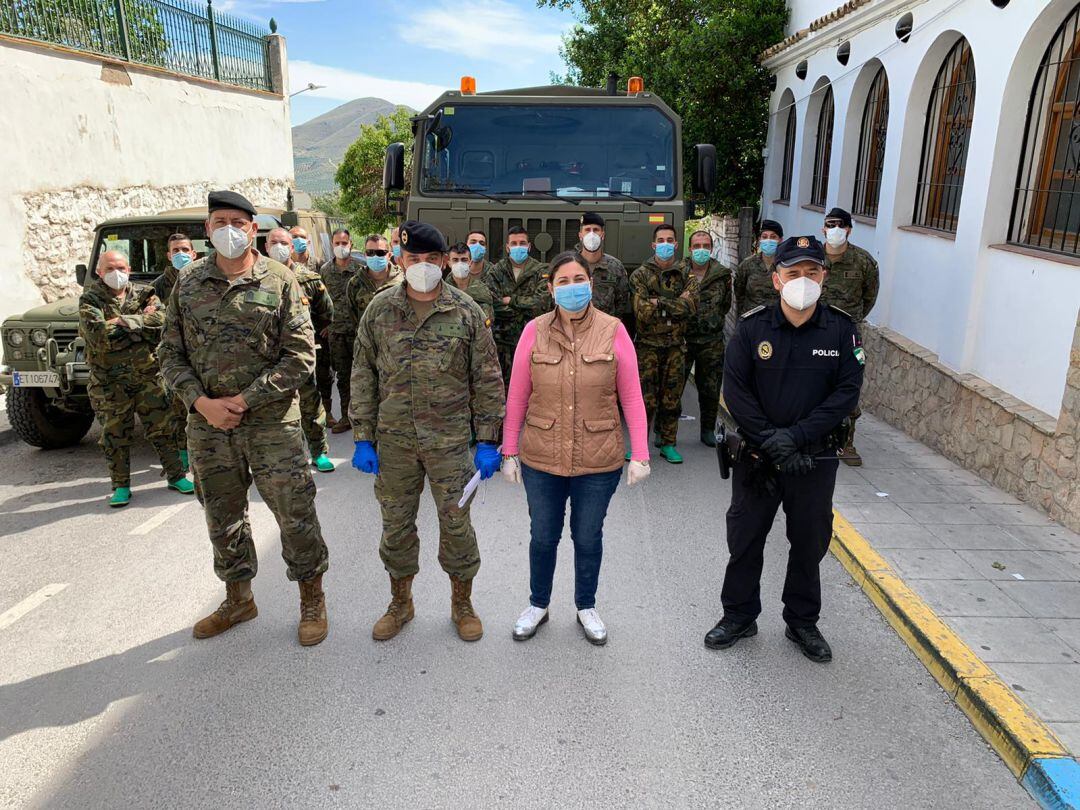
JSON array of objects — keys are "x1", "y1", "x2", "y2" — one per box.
[
  {"x1": 383, "y1": 142, "x2": 406, "y2": 192},
  {"x1": 76, "y1": 263, "x2": 87, "y2": 286},
  {"x1": 692, "y1": 143, "x2": 717, "y2": 196}
]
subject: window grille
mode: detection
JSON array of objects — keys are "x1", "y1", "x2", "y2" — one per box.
[
  {"x1": 810, "y1": 86, "x2": 834, "y2": 207},
  {"x1": 779, "y1": 104, "x2": 796, "y2": 201},
  {"x1": 853, "y1": 67, "x2": 890, "y2": 218}
]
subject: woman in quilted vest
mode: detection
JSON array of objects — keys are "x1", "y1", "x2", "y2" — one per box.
[{"x1": 501, "y1": 251, "x2": 650, "y2": 645}]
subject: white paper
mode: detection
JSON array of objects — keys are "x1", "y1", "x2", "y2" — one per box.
[{"x1": 457, "y1": 469, "x2": 482, "y2": 509}]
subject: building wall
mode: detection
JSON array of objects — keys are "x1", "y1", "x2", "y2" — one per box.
[{"x1": 0, "y1": 36, "x2": 295, "y2": 323}]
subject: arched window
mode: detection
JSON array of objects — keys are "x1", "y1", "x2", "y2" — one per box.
[
  {"x1": 1010, "y1": 4, "x2": 1080, "y2": 255},
  {"x1": 779, "y1": 103, "x2": 797, "y2": 202},
  {"x1": 913, "y1": 38, "x2": 976, "y2": 231},
  {"x1": 853, "y1": 67, "x2": 890, "y2": 218},
  {"x1": 810, "y1": 86, "x2": 834, "y2": 207}
]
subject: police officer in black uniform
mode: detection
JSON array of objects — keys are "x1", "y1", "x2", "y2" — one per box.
[{"x1": 704, "y1": 235, "x2": 864, "y2": 663}]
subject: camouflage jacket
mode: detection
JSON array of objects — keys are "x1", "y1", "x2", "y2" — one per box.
[
  {"x1": 78, "y1": 278, "x2": 163, "y2": 376},
  {"x1": 629, "y1": 259, "x2": 700, "y2": 348},
  {"x1": 823, "y1": 243, "x2": 879, "y2": 322},
  {"x1": 578, "y1": 248, "x2": 631, "y2": 319},
  {"x1": 159, "y1": 250, "x2": 315, "y2": 425},
  {"x1": 734, "y1": 253, "x2": 779, "y2": 315},
  {"x1": 449, "y1": 274, "x2": 496, "y2": 325},
  {"x1": 350, "y1": 281, "x2": 505, "y2": 450},
  {"x1": 345, "y1": 266, "x2": 403, "y2": 329},
  {"x1": 485, "y1": 257, "x2": 549, "y2": 346},
  {"x1": 152, "y1": 263, "x2": 180, "y2": 304},
  {"x1": 685, "y1": 258, "x2": 732, "y2": 345},
  {"x1": 294, "y1": 265, "x2": 333, "y2": 334},
  {"x1": 318, "y1": 258, "x2": 363, "y2": 336}
]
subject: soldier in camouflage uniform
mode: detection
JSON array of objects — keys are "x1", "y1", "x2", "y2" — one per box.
[
  {"x1": 465, "y1": 229, "x2": 496, "y2": 283},
  {"x1": 159, "y1": 233, "x2": 200, "y2": 471},
  {"x1": 684, "y1": 229, "x2": 733, "y2": 448},
  {"x1": 289, "y1": 225, "x2": 314, "y2": 272},
  {"x1": 318, "y1": 228, "x2": 363, "y2": 431},
  {"x1": 821, "y1": 207, "x2": 879, "y2": 466},
  {"x1": 629, "y1": 224, "x2": 700, "y2": 464},
  {"x1": 576, "y1": 212, "x2": 631, "y2": 327},
  {"x1": 485, "y1": 225, "x2": 549, "y2": 387},
  {"x1": 266, "y1": 227, "x2": 335, "y2": 471},
  {"x1": 159, "y1": 190, "x2": 329, "y2": 647},
  {"x1": 344, "y1": 233, "x2": 402, "y2": 340},
  {"x1": 447, "y1": 242, "x2": 495, "y2": 325},
  {"x1": 350, "y1": 220, "x2": 505, "y2": 643},
  {"x1": 80, "y1": 251, "x2": 194, "y2": 507},
  {"x1": 734, "y1": 219, "x2": 783, "y2": 315}
]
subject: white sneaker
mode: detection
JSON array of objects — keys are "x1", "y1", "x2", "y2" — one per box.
[
  {"x1": 512, "y1": 606, "x2": 549, "y2": 641},
  {"x1": 576, "y1": 608, "x2": 608, "y2": 646}
]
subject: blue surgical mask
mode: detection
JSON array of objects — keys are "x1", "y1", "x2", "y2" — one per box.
[
  {"x1": 392, "y1": 244, "x2": 401, "y2": 259},
  {"x1": 367, "y1": 255, "x2": 388, "y2": 273},
  {"x1": 691, "y1": 248, "x2": 711, "y2": 266},
  {"x1": 655, "y1": 242, "x2": 676, "y2": 261},
  {"x1": 760, "y1": 239, "x2": 779, "y2": 256},
  {"x1": 170, "y1": 252, "x2": 192, "y2": 270},
  {"x1": 292, "y1": 237, "x2": 307, "y2": 254},
  {"x1": 509, "y1": 246, "x2": 529, "y2": 264},
  {"x1": 553, "y1": 281, "x2": 592, "y2": 313},
  {"x1": 468, "y1": 242, "x2": 486, "y2": 261}
]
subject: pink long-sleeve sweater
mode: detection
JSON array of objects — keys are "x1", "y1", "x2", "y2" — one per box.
[{"x1": 501, "y1": 318, "x2": 650, "y2": 462}]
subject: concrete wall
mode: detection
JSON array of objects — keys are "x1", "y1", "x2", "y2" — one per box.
[{"x1": 0, "y1": 35, "x2": 295, "y2": 323}]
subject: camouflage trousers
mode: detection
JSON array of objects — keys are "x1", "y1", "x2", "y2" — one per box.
[
  {"x1": 495, "y1": 339, "x2": 519, "y2": 389},
  {"x1": 299, "y1": 372, "x2": 329, "y2": 458},
  {"x1": 187, "y1": 418, "x2": 329, "y2": 583},
  {"x1": 316, "y1": 333, "x2": 353, "y2": 415},
  {"x1": 169, "y1": 393, "x2": 188, "y2": 452},
  {"x1": 686, "y1": 339, "x2": 725, "y2": 433},
  {"x1": 88, "y1": 373, "x2": 182, "y2": 489},
  {"x1": 374, "y1": 438, "x2": 480, "y2": 580},
  {"x1": 637, "y1": 344, "x2": 688, "y2": 446}
]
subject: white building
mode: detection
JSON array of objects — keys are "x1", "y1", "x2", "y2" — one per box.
[{"x1": 760, "y1": 0, "x2": 1080, "y2": 529}]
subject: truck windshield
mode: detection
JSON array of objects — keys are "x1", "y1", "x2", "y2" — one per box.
[{"x1": 420, "y1": 104, "x2": 677, "y2": 200}]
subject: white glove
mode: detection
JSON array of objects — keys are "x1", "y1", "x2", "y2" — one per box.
[
  {"x1": 626, "y1": 460, "x2": 651, "y2": 486},
  {"x1": 502, "y1": 455, "x2": 522, "y2": 485}
]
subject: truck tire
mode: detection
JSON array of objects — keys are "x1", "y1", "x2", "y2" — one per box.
[{"x1": 6, "y1": 387, "x2": 94, "y2": 449}]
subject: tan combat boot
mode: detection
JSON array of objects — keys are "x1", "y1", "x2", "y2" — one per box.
[
  {"x1": 450, "y1": 576, "x2": 483, "y2": 642},
  {"x1": 193, "y1": 580, "x2": 257, "y2": 639},
  {"x1": 321, "y1": 396, "x2": 336, "y2": 428},
  {"x1": 298, "y1": 574, "x2": 328, "y2": 646},
  {"x1": 372, "y1": 575, "x2": 415, "y2": 640}
]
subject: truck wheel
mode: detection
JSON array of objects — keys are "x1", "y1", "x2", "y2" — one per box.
[{"x1": 6, "y1": 387, "x2": 94, "y2": 449}]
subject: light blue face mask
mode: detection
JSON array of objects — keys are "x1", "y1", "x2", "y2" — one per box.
[
  {"x1": 392, "y1": 244, "x2": 401, "y2": 259},
  {"x1": 292, "y1": 237, "x2": 307, "y2": 254},
  {"x1": 691, "y1": 248, "x2": 711, "y2": 265},
  {"x1": 655, "y1": 242, "x2": 676, "y2": 261},
  {"x1": 171, "y1": 252, "x2": 192, "y2": 270},
  {"x1": 468, "y1": 242, "x2": 486, "y2": 261},
  {"x1": 509, "y1": 245, "x2": 530, "y2": 264},
  {"x1": 759, "y1": 239, "x2": 779, "y2": 256},
  {"x1": 553, "y1": 281, "x2": 592, "y2": 313},
  {"x1": 367, "y1": 255, "x2": 388, "y2": 272}
]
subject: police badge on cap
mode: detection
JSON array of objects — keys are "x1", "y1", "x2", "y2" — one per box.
[{"x1": 776, "y1": 235, "x2": 826, "y2": 268}]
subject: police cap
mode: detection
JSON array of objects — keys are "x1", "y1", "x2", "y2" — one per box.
[
  {"x1": 825, "y1": 207, "x2": 852, "y2": 228},
  {"x1": 399, "y1": 220, "x2": 447, "y2": 254},
  {"x1": 580, "y1": 211, "x2": 606, "y2": 228},
  {"x1": 759, "y1": 218, "x2": 783, "y2": 238},
  {"x1": 207, "y1": 190, "x2": 257, "y2": 218},
  {"x1": 776, "y1": 235, "x2": 826, "y2": 268}
]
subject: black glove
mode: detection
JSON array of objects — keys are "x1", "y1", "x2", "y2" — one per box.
[
  {"x1": 779, "y1": 453, "x2": 814, "y2": 476},
  {"x1": 759, "y1": 428, "x2": 798, "y2": 464}
]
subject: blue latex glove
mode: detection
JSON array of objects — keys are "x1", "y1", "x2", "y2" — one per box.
[
  {"x1": 473, "y1": 442, "x2": 501, "y2": 481},
  {"x1": 352, "y1": 441, "x2": 379, "y2": 475}
]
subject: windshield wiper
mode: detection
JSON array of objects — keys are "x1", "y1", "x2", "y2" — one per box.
[
  {"x1": 601, "y1": 189, "x2": 654, "y2": 206},
  {"x1": 438, "y1": 185, "x2": 508, "y2": 204},
  {"x1": 512, "y1": 190, "x2": 581, "y2": 206}
]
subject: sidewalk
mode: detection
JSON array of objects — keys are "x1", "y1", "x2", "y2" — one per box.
[{"x1": 834, "y1": 414, "x2": 1080, "y2": 758}]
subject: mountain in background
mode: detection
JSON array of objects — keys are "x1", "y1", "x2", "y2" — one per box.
[{"x1": 292, "y1": 97, "x2": 411, "y2": 195}]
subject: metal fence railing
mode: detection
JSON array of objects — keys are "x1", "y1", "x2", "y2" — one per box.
[{"x1": 0, "y1": 0, "x2": 272, "y2": 91}]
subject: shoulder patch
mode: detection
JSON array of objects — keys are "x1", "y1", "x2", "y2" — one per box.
[
  {"x1": 828, "y1": 304, "x2": 854, "y2": 320},
  {"x1": 740, "y1": 305, "x2": 766, "y2": 319}
]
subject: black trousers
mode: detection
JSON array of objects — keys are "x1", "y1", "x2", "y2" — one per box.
[{"x1": 720, "y1": 458, "x2": 838, "y2": 628}]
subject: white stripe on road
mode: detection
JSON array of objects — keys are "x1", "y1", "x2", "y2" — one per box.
[
  {"x1": 0, "y1": 583, "x2": 68, "y2": 631},
  {"x1": 129, "y1": 501, "x2": 194, "y2": 536}
]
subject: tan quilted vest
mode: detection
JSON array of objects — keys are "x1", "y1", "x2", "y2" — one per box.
[{"x1": 519, "y1": 306, "x2": 624, "y2": 476}]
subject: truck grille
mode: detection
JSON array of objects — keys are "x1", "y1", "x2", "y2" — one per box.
[
  {"x1": 469, "y1": 216, "x2": 584, "y2": 264},
  {"x1": 52, "y1": 328, "x2": 79, "y2": 350}
]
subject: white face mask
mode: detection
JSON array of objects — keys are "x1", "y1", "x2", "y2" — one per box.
[
  {"x1": 780, "y1": 276, "x2": 822, "y2": 311},
  {"x1": 825, "y1": 227, "x2": 848, "y2": 248},
  {"x1": 210, "y1": 224, "x2": 251, "y2": 259},
  {"x1": 268, "y1": 243, "x2": 291, "y2": 264},
  {"x1": 450, "y1": 261, "x2": 471, "y2": 279},
  {"x1": 103, "y1": 269, "x2": 129, "y2": 290},
  {"x1": 405, "y1": 262, "x2": 443, "y2": 293},
  {"x1": 333, "y1": 245, "x2": 352, "y2": 260},
  {"x1": 581, "y1": 232, "x2": 602, "y2": 252}
]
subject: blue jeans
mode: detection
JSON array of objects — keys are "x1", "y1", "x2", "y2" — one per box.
[{"x1": 521, "y1": 463, "x2": 622, "y2": 610}]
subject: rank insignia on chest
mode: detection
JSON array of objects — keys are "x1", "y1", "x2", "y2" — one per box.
[
  {"x1": 757, "y1": 340, "x2": 773, "y2": 360},
  {"x1": 244, "y1": 289, "x2": 280, "y2": 308}
]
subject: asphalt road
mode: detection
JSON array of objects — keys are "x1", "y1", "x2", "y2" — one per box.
[{"x1": 0, "y1": 392, "x2": 1030, "y2": 808}]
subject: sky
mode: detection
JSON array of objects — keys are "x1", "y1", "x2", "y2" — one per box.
[{"x1": 216, "y1": 0, "x2": 580, "y2": 125}]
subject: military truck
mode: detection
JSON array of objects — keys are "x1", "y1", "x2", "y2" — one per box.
[
  {"x1": 0, "y1": 203, "x2": 341, "y2": 449},
  {"x1": 381, "y1": 76, "x2": 716, "y2": 266}
]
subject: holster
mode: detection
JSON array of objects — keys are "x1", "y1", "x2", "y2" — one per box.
[{"x1": 715, "y1": 423, "x2": 748, "y2": 480}]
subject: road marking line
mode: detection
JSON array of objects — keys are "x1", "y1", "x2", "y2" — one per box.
[
  {"x1": 129, "y1": 501, "x2": 193, "y2": 536},
  {"x1": 0, "y1": 584, "x2": 68, "y2": 630}
]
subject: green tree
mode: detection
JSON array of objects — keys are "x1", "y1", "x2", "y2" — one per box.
[
  {"x1": 542, "y1": 0, "x2": 787, "y2": 214},
  {"x1": 334, "y1": 106, "x2": 414, "y2": 234}
]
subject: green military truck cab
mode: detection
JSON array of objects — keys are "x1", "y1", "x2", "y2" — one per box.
[{"x1": 382, "y1": 80, "x2": 715, "y2": 267}]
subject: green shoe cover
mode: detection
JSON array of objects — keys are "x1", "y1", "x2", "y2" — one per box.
[
  {"x1": 168, "y1": 476, "x2": 195, "y2": 494},
  {"x1": 109, "y1": 487, "x2": 132, "y2": 508},
  {"x1": 313, "y1": 454, "x2": 336, "y2": 472},
  {"x1": 659, "y1": 445, "x2": 683, "y2": 464}
]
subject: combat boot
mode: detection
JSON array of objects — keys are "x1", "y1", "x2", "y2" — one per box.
[
  {"x1": 320, "y1": 396, "x2": 334, "y2": 426},
  {"x1": 332, "y1": 398, "x2": 352, "y2": 434},
  {"x1": 840, "y1": 444, "x2": 862, "y2": 467},
  {"x1": 297, "y1": 574, "x2": 328, "y2": 646},
  {"x1": 450, "y1": 576, "x2": 483, "y2": 642},
  {"x1": 372, "y1": 574, "x2": 414, "y2": 640},
  {"x1": 193, "y1": 580, "x2": 257, "y2": 639}
]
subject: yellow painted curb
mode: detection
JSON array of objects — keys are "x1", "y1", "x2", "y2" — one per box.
[{"x1": 831, "y1": 509, "x2": 1070, "y2": 778}]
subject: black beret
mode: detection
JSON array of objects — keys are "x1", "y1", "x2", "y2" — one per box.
[
  {"x1": 399, "y1": 220, "x2": 447, "y2": 254},
  {"x1": 776, "y1": 235, "x2": 826, "y2": 268},
  {"x1": 825, "y1": 207, "x2": 852, "y2": 228},
  {"x1": 207, "y1": 190, "x2": 257, "y2": 217},
  {"x1": 759, "y1": 219, "x2": 784, "y2": 238},
  {"x1": 580, "y1": 211, "x2": 606, "y2": 227}
]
